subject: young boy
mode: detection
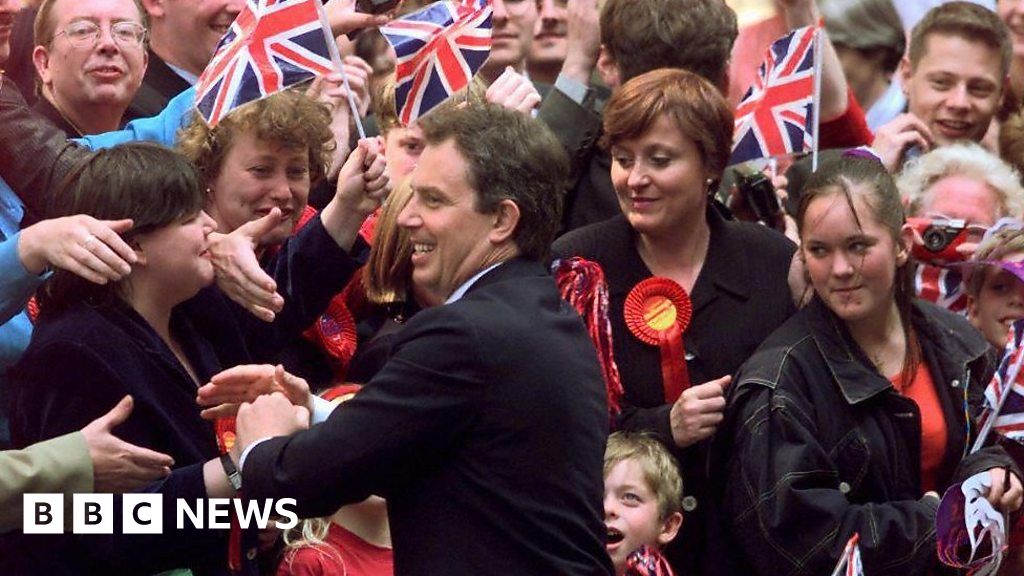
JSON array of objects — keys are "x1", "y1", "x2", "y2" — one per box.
[
  {"x1": 604, "y1": 432, "x2": 684, "y2": 576},
  {"x1": 966, "y1": 221, "x2": 1024, "y2": 349}
]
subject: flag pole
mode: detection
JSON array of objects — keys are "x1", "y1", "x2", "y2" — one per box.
[
  {"x1": 829, "y1": 533, "x2": 859, "y2": 576},
  {"x1": 811, "y1": 22, "x2": 823, "y2": 173},
  {"x1": 315, "y1": 1, "x2": 367, "y2": 139}
]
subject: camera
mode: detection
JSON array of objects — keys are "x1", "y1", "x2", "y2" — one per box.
[
  {"x1": 735, "y1": 172, "x2": 781, "y2": 224},
  {"x1": 907, "y1": 217, "x2": 969, "y2": 263}
]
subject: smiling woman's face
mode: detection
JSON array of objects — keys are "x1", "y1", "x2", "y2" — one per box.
[{"x1": 205, "y1": 130, "x2": 311, "y2": 246}]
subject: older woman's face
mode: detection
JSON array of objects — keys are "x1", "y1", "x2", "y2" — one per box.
[
  {"x1": 206, "y1": 130, "x2": 311, "y2": 245},
  {"x1": 609, "y1": 114, "x2": 711, "y2": 238}
]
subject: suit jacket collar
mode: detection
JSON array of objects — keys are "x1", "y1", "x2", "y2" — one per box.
[
  {"x1": 464, "y1": 257, "x2": 548, "y2": 295},
  {"x1": 598, "y1": 203, "x2": 752, "y2": 314}
]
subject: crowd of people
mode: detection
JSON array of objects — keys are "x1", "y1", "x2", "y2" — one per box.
[{"x1": 3, "y1": 0, "x2": 1024, "y2": 575}]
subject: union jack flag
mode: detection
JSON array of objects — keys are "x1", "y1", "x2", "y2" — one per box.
[
  {"x1": 729, "y1": 24, "x2": 818, "y2": 167},
  {"x1": 381, "y1": 0, "x2": 492, "y2": 126},
  {"x1": 829, "y1": 533, "x2": 863, "y2": 576},
  {"x1": 195, "y1": 0, "x2": 337, "y2": 127},
  {"x1": 914, "y1": 262, "x2": 968, "y2": 313},
  {"x1": 979, "y1": 320, "x2": 1024, "y2": 443}
]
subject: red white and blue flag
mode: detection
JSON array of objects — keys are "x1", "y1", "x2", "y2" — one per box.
[
  {"x1": 381, "y1": 0, "x2": 492, "y2": 126},
  {"x1": 914, "y1": 263, "x2": 968, "y2": 313},
  {"x1": 829, "y1": 533, "x2": 863, "y2": 576},
  {"x1": 195, "y1": 0, "x2": 337, "y2": 126},
  {"x1": 729, "y1": 24, "x2": 818, "y2": 167},
  {"x1": 978, "y1": 320, "x2": 1024, "y2": 445}
]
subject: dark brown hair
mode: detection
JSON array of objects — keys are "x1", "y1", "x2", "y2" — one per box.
[
  {"x1": 600, "y1": 0, "x2": 737, "y2": 87},
  {"x1": 41, "y1": 143, "x2": 206, "y2": 315}
]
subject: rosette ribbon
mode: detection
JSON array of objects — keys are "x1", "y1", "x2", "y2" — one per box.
[{"x1": 624, "y1": 277, "x2": 693, "y2": 403}]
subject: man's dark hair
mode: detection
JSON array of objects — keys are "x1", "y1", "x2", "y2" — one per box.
[
  {"x1": 908, "y1": 1, "x2": 1012, "y2": 77},
  {"x1": 41, "y1": 143, "x2": 206, "y2": 315},
  {"x1": 600, "y1": 0, "x2": 737, "y2": 87},
  {"x1": 418, "y1": 104, "x2": 568, "y2": 260}
]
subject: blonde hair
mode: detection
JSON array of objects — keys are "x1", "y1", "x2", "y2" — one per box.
[
  {"x1": 967, "y1": 224, "x2": 1024, "y2": 297},
  {"x1": 280, "y1": 518, "x2": 344, "y2": 570},
  {"x1": 363, "y1": 178, "x2": 415, "y2": 305},
  {"x1": 897, "y1": 142, "x2": 1024, "y2": 219},
  {"x1": 604, "y1": 432, "x2": 683, "y2": 520}
]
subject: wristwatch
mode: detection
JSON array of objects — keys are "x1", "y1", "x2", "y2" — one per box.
[{"x1": 220, "y1": 453, "x2": 242, "y2": 491}]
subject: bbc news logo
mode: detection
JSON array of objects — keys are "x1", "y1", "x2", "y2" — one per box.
[{"x1": 23, "y1": 494, "x2": 298, "y2": 533}]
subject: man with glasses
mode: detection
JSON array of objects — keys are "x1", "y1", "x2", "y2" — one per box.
[{"x1": 31, "y1": 0, "x2": 148, "y2": 136}]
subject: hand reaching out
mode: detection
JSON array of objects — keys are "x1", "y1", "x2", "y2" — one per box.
[
  {"x1": 208, "y1": 209, "x2": 286, "y2": 322},
  {"x1": 18, "y1": 215, "x2": 137, "y2": 283},
  {"x1": 197, "y1": 364, "x2": 311, "y2": 419},
  {"x1": 82, "y1": 396, "x2": 175, "y2": 493}
]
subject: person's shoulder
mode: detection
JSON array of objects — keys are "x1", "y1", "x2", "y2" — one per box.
[
  {"x1": 733, "y1": 308, "x2": 818, "y2": 389},
  {"x1": 552, "y1": 214, "x2": 631, "y2": 261},
  {"x1": 23, "y1": 303, "x2": 141, "y2": 367}
]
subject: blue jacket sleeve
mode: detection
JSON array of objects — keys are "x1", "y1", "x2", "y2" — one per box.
[
  {"x1": 76, "y1": 87, "x2": 196, "y2": 150},
  {"x1": 0, "y1": 233, "x2": 43, "y2": 325}
]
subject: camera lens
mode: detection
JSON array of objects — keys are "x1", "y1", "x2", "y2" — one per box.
[{"x1": 922, "y1": 227, "x2": 949, "y2": 252}]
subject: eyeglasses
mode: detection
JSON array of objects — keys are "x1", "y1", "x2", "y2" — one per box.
[{"x1": 52, "y1": 21, "x2": 147, "y2": 49}]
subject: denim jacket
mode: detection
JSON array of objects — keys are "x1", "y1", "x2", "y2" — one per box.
[{"x1": 713, "y1": 297, "x2": 1017, "y2": 576}]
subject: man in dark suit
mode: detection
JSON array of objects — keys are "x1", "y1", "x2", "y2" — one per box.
[
  {"x1": 126, "y1": 0, "x2": 243, "y2": 119},
  {"x1": 230, "y1": 103, "x2": 613, "y2": 575}
]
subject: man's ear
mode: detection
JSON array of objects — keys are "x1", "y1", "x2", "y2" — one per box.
[
  {"x1": 597, "y1": 46, "x2": 621, "y2": 89},
  {"x1": 657, "y1": 512, "x2": 683, "y2": 546},
  {"x1": 32, "y1": 46, "x2": 52, "y2": 89},
  {"x1": 139, "y1": 0, "x2": 165, "y2": 19},
  {"x1": 899, "y1": 56, "x2": 913, "y2": 97},
  {"x1": 489, "y1": 199, "x2": 520, "y2": 244}
]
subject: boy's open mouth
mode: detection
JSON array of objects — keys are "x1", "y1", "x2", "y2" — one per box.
[{"x1": 606, "y1": 527, "x2": 624, "y2": 545}]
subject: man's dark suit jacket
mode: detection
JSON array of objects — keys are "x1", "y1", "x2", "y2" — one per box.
[
  {"x1": 124, "y1": 49, "x2": 192, "y2": 121},
  {"x1": 244, "y1": 257, "x2": 614, "y2": 575}
]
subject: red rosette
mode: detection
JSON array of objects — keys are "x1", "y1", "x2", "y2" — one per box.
[
  {"x1": 624, "y1": 278, "x2": 692, "y2": 344},
  {"x1": 625, "y1": 278, "x2": 693, "y2": 403}
]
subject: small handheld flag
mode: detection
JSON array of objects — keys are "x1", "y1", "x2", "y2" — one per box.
[
  {"x1": 381, "y1": 0, "x2": 492, "y2": 126},
  {"x1": 195, "y1": 0, "x2": 338, "y2": 127},
  {"x1": 730, "y1": 23, "x2": 819, "y2": 168}
]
